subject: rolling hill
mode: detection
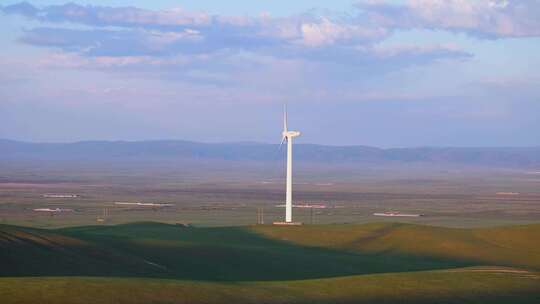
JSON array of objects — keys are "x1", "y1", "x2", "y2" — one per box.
[
  {"x1": 1, "y1": 222, "x2": 539, "y2": 303},
  {"x1": 1, "y1": 270, "x2": 539, "y2": 304}
]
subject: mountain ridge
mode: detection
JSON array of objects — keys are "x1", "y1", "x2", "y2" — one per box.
[{"x1": 1, "y1": 139, "x2": 539, "y2": 167}]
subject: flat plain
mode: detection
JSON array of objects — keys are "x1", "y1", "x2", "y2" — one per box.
[{"x1": 0, "y1": 159, "x2": 539, "y2": 228}]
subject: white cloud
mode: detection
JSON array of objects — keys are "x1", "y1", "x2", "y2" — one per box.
[
  {"x1": 298, "y1": 18, "x2": 388, "y2": 47},
  {"x1": 370, "y1": 43, "x2": 464, "y2": 58},
  {"x1": 3, "y1": 3, "x2": 391, "y2": 50},
  {"x1": 0, "y1": 2, "x2": 474, "y2": 80},
  {"x1": 357, "y1": 0, "x2": 540, "y2": 38}
]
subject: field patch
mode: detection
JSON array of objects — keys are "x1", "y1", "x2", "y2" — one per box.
[
  {"x1": 2, "y1": 222, "x2": 540, "y2": 281},
  {"x1": 0, "y1": 270, "x2": 539, "y2": 304},
  {"x1": 2, "y1": 222, "x2": 540, "y2": 303},
  {"x1": 252, "y1": 223, "x2": 540, "y2": 270}
]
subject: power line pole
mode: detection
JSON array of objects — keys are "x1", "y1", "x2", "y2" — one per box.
[{"x1": 257, "y1": 207, "x2": 265, "y2": 225}]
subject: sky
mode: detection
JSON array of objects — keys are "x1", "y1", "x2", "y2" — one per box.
[{"x1": 1, "y1": 0, "x2": 539, "y2": 147}]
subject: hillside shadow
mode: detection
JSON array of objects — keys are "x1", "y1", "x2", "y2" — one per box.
[{"x1": 1, "y1": 222, "x2": 489, "y2": 281}]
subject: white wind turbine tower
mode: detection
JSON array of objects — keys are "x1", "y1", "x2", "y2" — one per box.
[{"x1": 278, "y1": 106, "x2": 301, "y2": 224}]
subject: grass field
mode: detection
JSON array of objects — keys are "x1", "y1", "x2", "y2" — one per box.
[
  {"x1": 1, "y1": 161, "x2": 539, "y2": 303},
  {"x1": 1, "y1": 270, "x2": 539, "y2": 304},
  {"x1": 1, "y1": 222, "x2": 539, "y2": 303}
]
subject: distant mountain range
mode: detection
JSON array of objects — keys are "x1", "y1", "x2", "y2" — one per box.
[{"x1": 1, "y1": 139, "x2": 539, "y2": 168}]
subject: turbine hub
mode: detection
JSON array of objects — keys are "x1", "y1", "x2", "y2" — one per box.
[{"x1": 284, "y1": 131, "x2": 301, "y2": 138}]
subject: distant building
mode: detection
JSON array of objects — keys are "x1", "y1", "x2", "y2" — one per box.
[
  {"x1": 275, "y1": 203, "x2": 328, "y2": 209},
  {"x1": 373, "y1": 211, "x2": 423, "y2": 217},
  {"x1": 43, "y1": 194, "x2": 79, "y2": 198},
  {"x1": 33, "y1": 208, "x2": 73, "y2": 213}
]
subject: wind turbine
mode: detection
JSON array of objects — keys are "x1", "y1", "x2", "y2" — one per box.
[{"x1": 279, "y1": 106, "x2": 301, "y2": 223}]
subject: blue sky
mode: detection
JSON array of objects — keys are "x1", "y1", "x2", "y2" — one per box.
[{"x1": 1, "y1": 0, "x2": 539, "y2": 147}]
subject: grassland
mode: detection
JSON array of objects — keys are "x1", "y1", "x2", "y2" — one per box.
[
  {"x1": 1, "y1": 222, "x2": 539, "y2": 303},
  {"x1": 252, "y1": 223, "x2": 540, "y2": 270},
  {"x1": 1, "y1": 270, "x2": 539, "y2": 304},
  {"x1": 1, "y1": 161, "x2": 539, "y2": 302}
]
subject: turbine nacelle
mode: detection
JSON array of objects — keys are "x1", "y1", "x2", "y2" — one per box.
[
  {"x1": 282, "y1": 130, "x2": 301, "y2": 139},
  {"x1": 281, "y1": 105, "x2": 300, "y2": 144}
]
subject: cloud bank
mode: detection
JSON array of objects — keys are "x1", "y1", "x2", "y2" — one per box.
[
  {"x1": 2, "y1": 1, "x2": 539, "y2": 81},
  {"x1": 357, "y1": 0, "x2": 540, "y2": 38},
  {"x1": 1, "y1": 2, "x2": 477, "y2": 69}
]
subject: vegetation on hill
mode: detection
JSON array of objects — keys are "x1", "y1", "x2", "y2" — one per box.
[
  {"x1": 1, "y1": 222, "x2": 475, "y2": 280},
  {"x1": 1, "y1": 222, "x2": 539, "y2": 303},
  {"x1": 0, "y1": 270, "x2": 539, "y2": 304},
  {"x1": 252, "y1": 223, "x2": 540, "y2": 270}
]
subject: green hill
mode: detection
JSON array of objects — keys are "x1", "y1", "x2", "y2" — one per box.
[
  {"x1": 1, "y1": 270, "x2": 538, "y2": 304},
  {"x1": 1, "y1": 222, "x2": 539, "y2": 303},
  {"x1": 252, "y1": 222, "x2": 540, "y2": 270},
  {"x1": 1, "y1": 222, "x2": 475, "y2": 280}
]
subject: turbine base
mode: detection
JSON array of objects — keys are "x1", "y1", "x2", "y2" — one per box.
[{"x1": 272, "y1": 221, "x2": 303, "y2": 226}]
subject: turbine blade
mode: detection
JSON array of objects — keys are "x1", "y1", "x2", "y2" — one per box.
[
  {"x1": 283, "y1": 104, "x2": 288, "y2": 133},
  {"x1": 279, "y1": 136, "x2": 286, "y2": 149}
]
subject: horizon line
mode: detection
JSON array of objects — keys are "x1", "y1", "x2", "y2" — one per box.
[{"x1": 1, "y1": 138, "x2": 539, "y2": 150}]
